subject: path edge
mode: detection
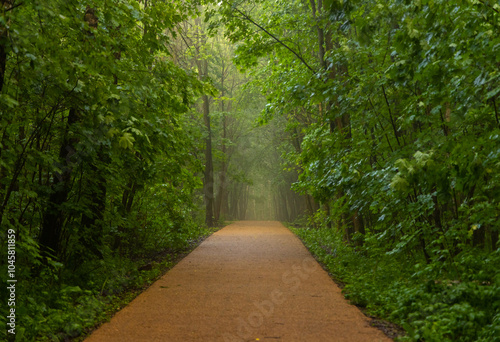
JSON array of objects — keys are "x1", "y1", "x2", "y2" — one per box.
[
  {"x1": 73, "y1": 225, "x2": 224, "y2": 341},
  {"x1": 284, "y1": 223, "x2": 406, "y2": 340}
]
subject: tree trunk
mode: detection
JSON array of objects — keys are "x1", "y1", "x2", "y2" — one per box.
[
  {"x1": 79, "y1": 148, "x2": 108, "y2": 259},
  {"x1": 214, "y1": 156, "x2": 226, "y2": 223},
  {"x1": 202, "y1": 59, "x2": 214, "y2": 227},
  {"x1": 491, "y1": 229, "x2": 499, "y2": 251},
  {"x1": 80, "y1": 15, "x2": 118, "y2": 257},
  {"x1": 39, "y1": 108, "x2": 79, "y2": 258},
  {"x1": 473, "y1": 226, "x2": 486, "y2": 248},
  {"x1": 352, "y1": 210, "x2": 365, "y2": 245},
  {"x1": 0, "y1": 0, "x2": 12, "y2": 93},
  {"x1": 214, "y1": 74, "x2": 227, "y2": 223},
  {"x1": 0, "y1": 0, "x2": 13, "y2": 209},
  {"x1": 309, "y1": 0, "x2": 326, "y2": 70}
]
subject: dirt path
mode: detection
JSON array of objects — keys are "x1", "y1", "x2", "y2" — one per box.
[{"x1": 85, "y1": 221, "x2": 392, "y2": 342}]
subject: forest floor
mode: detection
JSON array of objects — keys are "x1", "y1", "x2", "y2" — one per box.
[{"x1": 84, "y1": 221, "x2": 392, "y2": 342}]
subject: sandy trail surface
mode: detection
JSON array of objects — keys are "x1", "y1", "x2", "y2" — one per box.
[{"x1": 85, "y1": 221, "x2": 392, "y2": 342}]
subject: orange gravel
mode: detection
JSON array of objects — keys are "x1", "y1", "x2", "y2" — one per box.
[{"x1": 85, "y1": 221, "x2": 392, "y2": 342}]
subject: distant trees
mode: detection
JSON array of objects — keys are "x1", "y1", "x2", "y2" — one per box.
[{"x1": 174, "y1": 8, "x2": 309, "y2": 225}]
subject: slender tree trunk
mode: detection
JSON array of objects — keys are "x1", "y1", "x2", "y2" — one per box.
[
  {"x1": 80, "y1": 22, "x2": 119, "y2": 257},
  {"x1": 214, "y1": 68, "x2": 227, "y2": 223},
  {"x1": 79, "y1": 148, "x2": 108, "y2": 259},
  {"x1": 0, "y1": 0, "x2": 13, "y2": 207},
  {"x1": 324, "y1": 202, "x2": 332, "y2": 228},
  {"x1": 39, "y1": 6, "x2": 98, "y2": 258},
  {"x1": 214, "y1": 154, "x2": 226, "y2": 223},
  {"x1": 309, "y1": 0, "x2": 326, "y2": 70},
  {"x1": 491, "y1": 229, "x2": 499, "y2": 251},
  {"x1": 473, "y1": 226, "x2": 486, "y2": 247},
  {"x1": 192, "y1": 17, "x2": 215, "y2": 227},
  {"x1": 420, "y1": 237, "x2": 431, "y2": 264},
  {"x1": 202, "y1": 59, "x2": 214, "y2": 227},
  {"x1": 39, "y1": 108, "x2": 79, "y2": 258},
  {"x1": 281, "y1": 188, "x2": 289, "y2": 221},
  {"x1": 0, "y1": 0, "x2": 12, "y2": 93},
  {"x1": 240, "y1": 184, "x2": 249, "y2": 219},
  {"x1": 311, "y1": 0, "x2": 357, "y2": 236},
  {"x1": 352, "y1": 210, "x2": 365, "y2": 245}
]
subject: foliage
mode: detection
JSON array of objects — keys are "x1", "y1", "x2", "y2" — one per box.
[
  {"x1": 217, "y1": 0, "x2": 500, "y2": 340},
  {"x1": 0, "y1": 0, "x2": 213, "y2": 340}
]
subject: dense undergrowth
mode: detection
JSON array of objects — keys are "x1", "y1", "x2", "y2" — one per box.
[{"x1": 292, "y1": 224, "x2": 500, "y2": 342}]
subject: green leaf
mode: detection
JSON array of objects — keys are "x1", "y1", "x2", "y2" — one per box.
[
  {"x1": 119, "y1": 132, "x2": 135, "y2": 149},
  {"x1": 0, "y1": 94, "x2": 19, "y2": 108},
  {"x1": 486, "y1": 87, "x2": 500, "y2": 99}
]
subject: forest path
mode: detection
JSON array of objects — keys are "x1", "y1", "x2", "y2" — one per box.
[{"x1": 85, "y1": 221, "x2": 391, "y2": 342}]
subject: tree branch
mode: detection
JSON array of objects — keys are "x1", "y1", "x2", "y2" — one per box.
[
  {"x1": 478, "y1": 0, "x2": 499, "y2": 14},
  {"x1": 492, "y1": 96, "x2": 499, "y2": 129},
  {"x1": 231, "y1": 6, "x2": 316, "y2": 74},
  {"x1": 5, "y1": 2, "x2": 23, "y2": 12},
  {"x1": 381, "y1": 85, "x2": 401, "y2": 147}
]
